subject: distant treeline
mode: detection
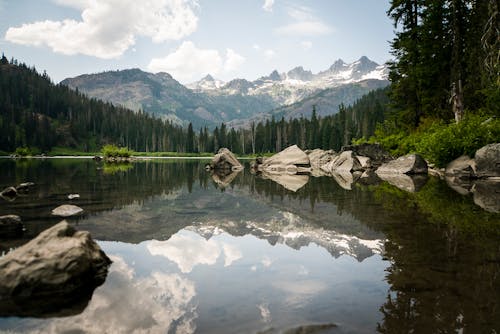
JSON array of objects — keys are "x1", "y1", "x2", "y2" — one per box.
[{"x1": 0, "y1": 54, "x2": 390, "y2": 154}]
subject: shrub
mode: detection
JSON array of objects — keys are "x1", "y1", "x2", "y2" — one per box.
[
  {"x1": 101, "y1": 144, "x2": 133, "y2": 158},
  {"x1": 415, "y1": 115, "x2": 500, "y2": 167},
  {"x1": 14, "y1": 147, "x2": 33, "y2": 156}
]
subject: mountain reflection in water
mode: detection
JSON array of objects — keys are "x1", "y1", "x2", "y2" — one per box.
[{"x1": 0, "y1": 158, "x2": 498, "y2": 333}]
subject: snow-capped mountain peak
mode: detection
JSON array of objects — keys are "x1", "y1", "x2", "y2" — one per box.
[
  {"x1": 190, "y1": 56, "x2": 389, "y2": 106},
  {"x1": 187, "y1": 74, "x2": 225, "y2": 91}
]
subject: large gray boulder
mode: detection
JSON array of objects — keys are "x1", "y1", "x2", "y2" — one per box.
[
  {"x1": 321, "y1": 151, "x2": 362, "y2": 174},
  {"x1": 209, "y1": 148, "x2": 243, "y2": 171},
  {"x1": 259, "y1": 145, "x2": 310, "y2": 174},
  {"x1": 341, "y1": 143, "x2": 392, "y2": 167},
  {"x1": 376, "y1": 154, "x2": 428, "y2": 175},
  {"x1": 475, "y1": 143, "x2": 500, "y2": 178},
  {"x1": 307, "y1": 149, "x2": 337, "y2": 170},
  {"x1": 0, "y1": 215, "x2": 23, "y2": 238},
  {"x1": 445, "y1": 155, "x2": 476, "y2": 179},
  {"x1": 0, "y1": 221, "x2": 111, "y2": 317}
]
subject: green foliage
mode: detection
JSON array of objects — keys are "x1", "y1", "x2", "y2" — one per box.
[
  {"x1": 363, "y1": 115, "x2": 500, "y2": 167},
  {"x1": 14, "y1": 146, "x2": 40, "y2": 156},
  {"x1": 14, "y1": 147, "x2": 32, "y2": 156},
  {"x1": 414, "y1": 115, "x2": 500, "y2": 167},
  {"x1": 102, "y1": 144, "x2": 134, "y2": 158}
]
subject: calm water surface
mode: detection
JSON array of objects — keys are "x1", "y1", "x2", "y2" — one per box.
[{"x1": 0, "y1": 158, "x2": 498, "y2": 334}]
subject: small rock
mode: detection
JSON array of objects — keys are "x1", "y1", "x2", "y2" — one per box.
[
  {"x1": 52, "y1": 204, "x2": 84, "y2": 217},
  {"x1": 1, "y1": 186, "x2": 17, "y2": 198},
  {"x1": 376, "y1": 154, "x2": 428, "y2": 175},
  {"x1": 0, "y1": 215, "x2": 23, "y2": 238},
  {"x1": 15, "y1": 182, "x2": 35, "y2": 193},
  {"x1": 68, "y1": 194, "x2": 80, "y2": 200}
]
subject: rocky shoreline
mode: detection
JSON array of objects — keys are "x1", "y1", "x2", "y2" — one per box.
[{"x1": 208, "y1": 142, "x2": 499, "y2": 212}]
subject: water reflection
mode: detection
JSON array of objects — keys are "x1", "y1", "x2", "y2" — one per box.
[{"x1": 0, "y1": 159, "x2": 498, "y2": 333}]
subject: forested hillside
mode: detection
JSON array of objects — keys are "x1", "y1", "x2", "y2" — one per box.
[
  {"x1": 0, "y1": 55, "x2": 193, "y2": 153},
  {"x1": 0, "y1": 53, "x2": 390, "y2": 155}
]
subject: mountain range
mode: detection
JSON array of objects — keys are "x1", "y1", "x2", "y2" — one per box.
[{"x1": 61, "y1": 56, "x2": 389, "y2": 128}]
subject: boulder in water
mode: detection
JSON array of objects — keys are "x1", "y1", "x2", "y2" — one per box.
[
  {"x1": 376, "y1": 154, "x2": 428, "y2": 175},
  {"x1": 0, "y1": 221, "x2": 111, "y2": 317},
  {"x1": 52, "y1": 204, "x2": 84, "y2": 217},
  {"x1": 475, "y1": 143, "x2": 500, "y2": 178},
  {"x1": 209, "y1": 148, "x2": 243, "y2": 171},
  {"x1": 259, "y1": 145, "x2": 310, "y2": 174}
]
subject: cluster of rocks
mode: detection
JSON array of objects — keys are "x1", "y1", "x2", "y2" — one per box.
[
  {"x1": 209, "y1": 142, "x2": 499, "y2": 212},
  {"x1": 0, "y1": 182, "x2": 35, "y2": 201},
  {"x1": 444, "y1": 143, "x2": 500, "y2": 213},
  {"x1": 0, "y1": 182, "x2": 110, "y2": 317},
  {"x1": 251, "y1": 143, "x2": 429, "y2": 192}
]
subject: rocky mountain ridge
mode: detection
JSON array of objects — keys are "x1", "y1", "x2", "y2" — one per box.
[{"x1": 61, "y1": 56, "x2": 389, "y2": 128}]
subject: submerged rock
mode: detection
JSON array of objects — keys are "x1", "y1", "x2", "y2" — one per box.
[
  {"x1": 52, "y1": 204, "x2": 84, "y2": 217},
  {"x1": 209, "y1": 148, "x2": 243, "y2": 171},
  {"x1": 376, "y1": 154, "x2": 428, "y2": 175},
  {"x1": 475, "y1": 143, "x2": 500, "y2": 178},
  {"x1": 0, "y1": 221, "x2": 111, "y2": 317},
  {"x1": 0, "y1": 215, "x2": 23, "y2": 238}
]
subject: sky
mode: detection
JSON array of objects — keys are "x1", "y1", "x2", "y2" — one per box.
[{"x1": 0, "y1": 0, "x2": 395, "y2": 84}]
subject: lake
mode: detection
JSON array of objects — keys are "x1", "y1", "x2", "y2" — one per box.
[{"x1": 0, "y1": 158, "x2": 498, "y2": 334}]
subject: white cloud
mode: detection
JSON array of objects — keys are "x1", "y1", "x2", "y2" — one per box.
[
  {"x1": 33, "y1": 255, "x2": 198, "y2": 333},
  {"x1": 5, "y1": 0, "x2": 199, "y2": 59},
  {"x1": 146, "y1": 230, "x2": 242, "y2": 272},
  {"x1": 224, "y1": 48, "x2": 246, "y2": 72},
  {"x1": 262, "y1": 0, "x2": 274, "y2": 12},
  {"x1": 147, "y1": 233, "x2": 221, "y2": 273},
  {"x1": 275, "y1": 5, "x2": 333, "y2": 37},
  {"x1": 264, "y1": 49, "x2": 276, "y2": 60},
  {"x1": 147, "y1": 41, "x2": 245, "y2": 82},
  {"x1": 300, "y1": 40, "x2": 313, "y2": 50},
  {"x1": 253, "y1": 44, "x2": 261, "y2": 51}
]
